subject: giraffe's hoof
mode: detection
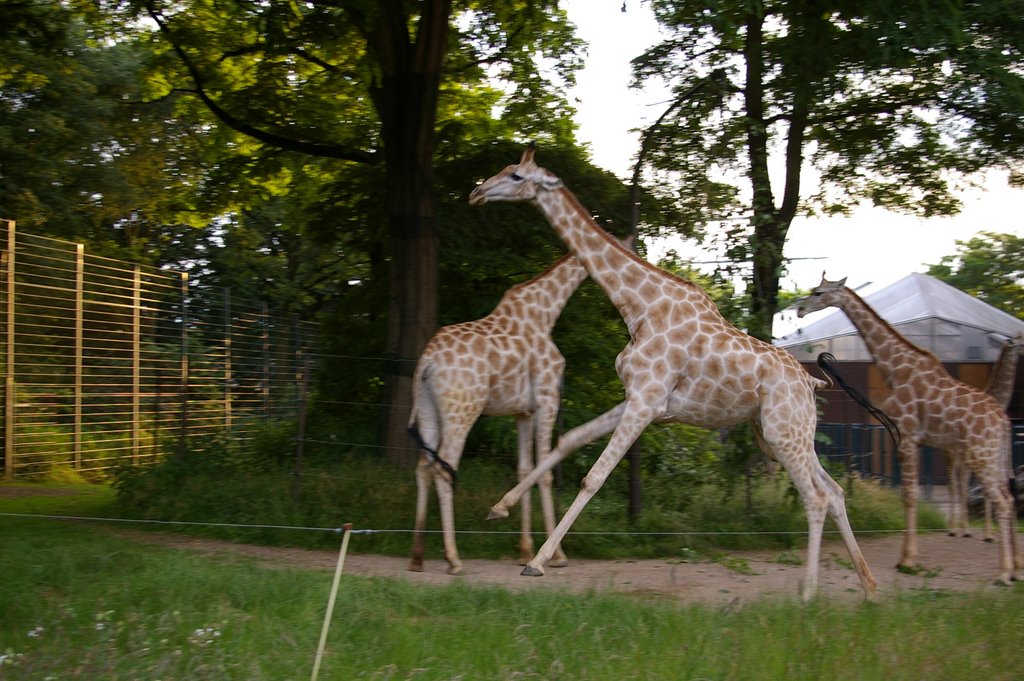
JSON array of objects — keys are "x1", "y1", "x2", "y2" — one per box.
[
  {"x1": 407, "y1": 561, "x2": 424, "y2": 573},
  {"x1": 487, "y1": 505, "x2": 509, "y2": 520},
  {"x1": 521, "y1": 564, "x2": 545, "y2": 577},
  {"x1": 447, "y1": 565, "x2": 464, "y2": 576},
  {"x1": 984, "y1": 537, "x2": 995, "y2": 544},
  {"x1": 896, "y1": 562, "x2": 923, "y2": 575},
  {"x1": 947, "y1": 531, "x2": 956, "y2": 537},
  {"x1": 547, "y1": 556, "x2": 569, "y2": 568},
  {"x1": 993, "y1": 575, "x2": 1013, "y2": 587}
]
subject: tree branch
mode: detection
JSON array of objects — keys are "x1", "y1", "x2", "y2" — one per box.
[{"x1": 145, "y1": 1, "x2": 377, "y2": 164}]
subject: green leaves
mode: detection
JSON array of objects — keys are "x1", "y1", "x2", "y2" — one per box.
[
  {"x1": 631, "y1": 0, "x2": 1024, "y2": 338},
  {"x1": 926, "y1": 232, "x2": 1024, "y2": 318}
]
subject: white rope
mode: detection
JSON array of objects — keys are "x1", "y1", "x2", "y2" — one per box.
[{"x1": 0, "y1": 510, "x2": 951, "y2": 537}]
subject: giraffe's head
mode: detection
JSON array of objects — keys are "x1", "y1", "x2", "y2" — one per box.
[
  {"x1": 796, "y1": 272, "x2": 848, "y2": 318},
  {"x1": 468, "y1": 143, "x2": 564, "y2": 206}
]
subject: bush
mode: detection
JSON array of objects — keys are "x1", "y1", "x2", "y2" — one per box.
[{"x1": 111, "y1": 419, "x2": 932, "y2": 562}]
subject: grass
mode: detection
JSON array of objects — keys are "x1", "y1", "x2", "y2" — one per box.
[
  {"x1": 2, "y1": 485, "x2": 1024, "y2": 680},
  {"x1": 106, "y1": 449, "x2": 948, "y2": 564}
]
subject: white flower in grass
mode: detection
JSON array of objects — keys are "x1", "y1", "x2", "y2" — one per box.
[
  {"x1": 26, "y1": 626, "x2": 44, "y2": 638},
  {"x1": 92, "y1": 610, "x2": 118, "y2": 633},
  {"x1": 188, "y1": 626, "x2": 223, "y2": 647}
]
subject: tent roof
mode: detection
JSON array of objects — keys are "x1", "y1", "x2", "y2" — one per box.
[{"x1": 775, "y1": 272, "x2": 1024, "y2": 348}]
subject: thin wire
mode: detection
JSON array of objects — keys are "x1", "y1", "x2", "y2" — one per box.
[{"x1": 0, "y1": 510, "x2": 932, "y2": 538}]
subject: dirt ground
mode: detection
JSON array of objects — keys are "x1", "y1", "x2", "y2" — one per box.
[
  {"x1": 105, "y1": 527, "x2": 1021, "y2": 606},
  {"x1": 5, "y1": 484, "x2": 1019, "y2": 605}
]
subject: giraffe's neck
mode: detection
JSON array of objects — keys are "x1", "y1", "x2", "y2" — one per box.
[
  {"x1": 495, "y1": 254, "x2": 588, "y2": 331},
  {"x1": 985, "y1": 342, "x2": 1020, "y2": 409},
  {"x1": 533, "y1": 188, "x2": 658, "y2": 331},
  {"x1": 835, "y1": 287, "x2": 931, "y2": 378}
]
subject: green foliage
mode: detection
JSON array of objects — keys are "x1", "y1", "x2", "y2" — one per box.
[
  {"x1": 926, "y1": 231, "x2": 1024, "y2": 318},
  {"x1": 0, "y1": 8, "x2": 204, "y2": 259},
  {"x1": 632, "y1": 0, "x2": 1024, "y2": 337},
  {"x1": 109, "y1": 418, "x2": 928, "y2": 563}
]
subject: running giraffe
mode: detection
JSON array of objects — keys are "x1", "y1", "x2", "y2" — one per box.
[{"x1": 469, "y1": 144, "x2": 877, "y2": 601}]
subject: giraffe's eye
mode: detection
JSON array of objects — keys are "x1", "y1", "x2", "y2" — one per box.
[{"x1": 510, "y1": 172, "x2": 523, "y2": 181}]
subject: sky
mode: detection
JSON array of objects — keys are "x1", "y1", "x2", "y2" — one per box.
[{"x1": 561, "y1": 1, "x2": 1024, "y2": 296}]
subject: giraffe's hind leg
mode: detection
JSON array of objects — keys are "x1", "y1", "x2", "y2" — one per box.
[
  {"x1": 756, "y1": 418, "x2": 876, "y2": 601},
  {"x1": 409, "y1": 457, "x2": 432, "y2": 572},
  {"x1": 817, "y1": 466, "x2": 877, "y2": 598}
]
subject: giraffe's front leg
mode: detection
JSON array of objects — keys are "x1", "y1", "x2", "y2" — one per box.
[
  {"x1": 896, "y1": 440, "x2": 922, "y2": 572},
  {"x1": 488, "y1": 403, "x2": 625, "y2": 520},
  {"x1": 521, "y1": 402, "x2": 654, "y2": 576},
  {"x1": 946, "y1": 455, "x2": 970, "y2": 538},
  {"x1": 515, "y1": 416, "x2": 535, "y2": 565}
]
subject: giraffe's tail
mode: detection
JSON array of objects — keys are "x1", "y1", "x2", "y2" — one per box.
[
  {"x1": 407, "y1": 361, "x2": 458, "y2": 488},
  {"x1": 816, "y1": 352, "x2": 901, "y2": 449},
  {"x1": 810, "y1": 373, "x2": 832, "y2": 391}
]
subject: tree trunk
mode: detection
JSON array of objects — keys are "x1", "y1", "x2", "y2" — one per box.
[
  {"x1": 373, "y1": 0, "x2": 449, "y2": 466},
  {"x1": 379, "y1": 181, "x2": 439, "y2": 466}
]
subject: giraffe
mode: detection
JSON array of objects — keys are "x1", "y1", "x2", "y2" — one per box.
[
  {"x1": 948, "y1": 332, "x2": 1023, "y2": 539},
  {"x1": 407, "y1": 248, "x2": 608, "y2": 575},
  {"x1": 468, "y1": 144, "x2": 877, "y2": 601},
  {"x1": 797, "y1": 275, "x2": 1023, "y2": 584}
]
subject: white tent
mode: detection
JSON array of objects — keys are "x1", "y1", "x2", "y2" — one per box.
[{"x1": 774, "y1": 273, "x2": 1024, "y2": 363}]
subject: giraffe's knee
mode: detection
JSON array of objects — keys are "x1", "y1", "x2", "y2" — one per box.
[{"x1": 580, "y1": 472, "x2": 605, "y2": 494}]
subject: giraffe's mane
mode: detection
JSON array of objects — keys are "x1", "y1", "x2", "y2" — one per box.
[
  {"x1": 503, "y1": 252, "x2": 577, "y2": 294},
  {"x1": 844, "y1": 285, "x2": 944, "y2": 367},
  {"x1": 556, "y1": 186, "x2": 713, "y2": 301}
]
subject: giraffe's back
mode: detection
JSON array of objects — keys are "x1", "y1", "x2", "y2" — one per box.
[{"x1": 417, "y1": 318, "x2": 562, "y2": 418}]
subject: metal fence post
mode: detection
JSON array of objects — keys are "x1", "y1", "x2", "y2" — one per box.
[
  {"x1": 179, "y1": 271, "x2": 189, "y2": 456},
  {"x1": 224, "y1": 287, "x2": 232, "y2": 438},
  {"x1": 3, "y1": 221, "x2": 15, "y2": 480},
  {"x1": 292, "y1": 350, "x2": 310, "y2": 502},
  {"x1": 132, "y1": 265, "x2": 142, "y2": 465},
  {"x1": 73, "y1": 243, "x2": 84, "y2": 470},
  {"x1": 262, "y1": 301, "x2": 270, "y2": 421}
]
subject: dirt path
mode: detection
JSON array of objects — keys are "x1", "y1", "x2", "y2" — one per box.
[{"x1": 105, "y1": 528, "x2": 1019, "y2": 606}]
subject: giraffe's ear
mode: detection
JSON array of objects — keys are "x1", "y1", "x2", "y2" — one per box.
[
  {"x1": 836, "y1": 277, "x2": 847, "y2": 287},
  {"x1": 539, "y1": 173, "x2": 563, "y2": 190},
  {"x1": 521, "y1": 143, "x2": 537, "y2": 166}
]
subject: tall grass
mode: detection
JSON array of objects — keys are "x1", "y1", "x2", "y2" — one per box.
[
  {"x1": 1, "y1": 509, "x2": 1022, "y2": 681},
  {"x1": 110, "y1": 444, "x2": 946, "y2": 563}
]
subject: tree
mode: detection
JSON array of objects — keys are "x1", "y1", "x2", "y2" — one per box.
[
  {"x1": 0, "y1": 3, "x2": 208, "y2": 261},
  {"x1": 631, "y1": 0, "x2": 1024, "y2": 340},
  {"x1": 927, "y1": 231, "x2": 1024, "y2": 318},
  {"x1": 129, "y1": 0, "x2": 586, "y2": 462}
]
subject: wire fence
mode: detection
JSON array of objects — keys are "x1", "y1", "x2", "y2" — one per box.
[
  {"x1": 4, "y1": 220, "x2": 1021, "y2": 492},
  {"x1": 0, "y1": 221, "x2": 317, "y2": 478}
]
